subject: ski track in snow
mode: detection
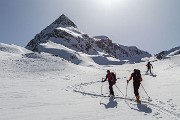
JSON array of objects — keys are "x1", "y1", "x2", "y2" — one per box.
[{"x1": 67, "y1": 80, "x2": 180, "y2": 120}]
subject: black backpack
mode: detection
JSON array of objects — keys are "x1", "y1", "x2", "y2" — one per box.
[
  {"x1": 133, "y1": 69, "x2": 141, "y2": 82},
  {"x1": 110, "y1": 72, "x2": 117, "y2": 83}
]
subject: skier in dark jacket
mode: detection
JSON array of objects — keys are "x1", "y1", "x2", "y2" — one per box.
[
  {"x1": 146, "y1": 62, "x2": 153, "y2": 74},
  {"x1": 102, "y1": 70, "x2": 116, "y2": 96},
  {"x1": 127, "y1": 69, "x2": 142, "y2": 102}
]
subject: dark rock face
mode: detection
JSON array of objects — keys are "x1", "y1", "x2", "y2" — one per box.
[
  {"x1": 95, "y1": 37, "x2": 150, "y2": 59},
  {"x1": 52, "y1": 14, "x2": 77, "y2": 28}
]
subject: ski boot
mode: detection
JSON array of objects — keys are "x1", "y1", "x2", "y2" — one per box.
[{"x1": 136, "y1": 95, "x2": 141, "y2": 103}]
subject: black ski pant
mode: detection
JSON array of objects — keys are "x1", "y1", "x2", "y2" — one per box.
[
  {"x1": 146, "y1": 68, "x2": 152, "y2": 73},
  {"x1": 108, "y1": 81, "x2": 115, "y2": 96},
  {"x1": 133, "y1": 82, "x2": 140, "y2": 96}
]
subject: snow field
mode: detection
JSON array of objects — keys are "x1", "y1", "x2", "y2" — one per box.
[{"x1": 0, "y1": 46, "x2": 180, "y2": 120}]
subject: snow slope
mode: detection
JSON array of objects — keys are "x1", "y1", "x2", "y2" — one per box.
[
  {"x1": 0, "y1": 43, "x2": 31, "y2": 54},
  {"x1": 37, "y1": 41, "x2": 125, "y2": 66},
  {"x1": 0, "y1": 44, "x2": 180, "y2": 120}
]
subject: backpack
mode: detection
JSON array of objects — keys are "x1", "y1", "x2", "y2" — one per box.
[
  {"x1": 110, "y1": 72, "x2": 117, "y2": 84},
  {"x1": 133, "y1": 69, "x2": 141, "y2": 82}
]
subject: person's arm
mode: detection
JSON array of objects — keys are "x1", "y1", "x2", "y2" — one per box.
[
  {"x1": 102, "y1": 74, "x2": 107, "y2": 82},
  {"x1": 151, "y1": 64, "x2": 153, "y2": 69},
  {"x1": 140, "y1": 74, "x2": 142, "y2": 82},
  {"x1": 127, "y1": 73, "x2": 133, "y2": 83}
]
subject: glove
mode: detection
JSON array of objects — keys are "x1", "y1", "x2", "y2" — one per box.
[
  {"x1": 102, "y1": 79, "x2": 106, "y2": 82},
  {"x1": 101, "y1": 78, "x2": 104, "y2": 82},
  {"x1": 127, "y1": 80, "x2": 129, "y2": 83}
]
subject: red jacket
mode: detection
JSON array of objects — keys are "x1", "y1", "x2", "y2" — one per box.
[
  {"x1": 129, "y1": 73, "x2": 142, "y2": 82},
  {"x1": 105, "y1": 73, "x2": 112, "y2": 81}
]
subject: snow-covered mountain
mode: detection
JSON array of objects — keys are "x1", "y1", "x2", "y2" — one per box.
[
  {"x1": 26, "y1": 14, "x2": 151, "y2": 64},
  {"x1": 156, "y1": 46, "x2": 180, "y2": 59}
]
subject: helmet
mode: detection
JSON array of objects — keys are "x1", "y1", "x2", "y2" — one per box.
[{"x1": 107, "y1": 70, "x2": 110, "y2": 73}]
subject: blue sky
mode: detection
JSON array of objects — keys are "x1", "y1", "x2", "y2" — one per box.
[{"x1": 0, "y1": 0, "x2": 180, "y2": 54}]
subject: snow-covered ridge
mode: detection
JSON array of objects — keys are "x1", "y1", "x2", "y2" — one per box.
[
  {"x1": 26, "y1": 14, "x2": 151, "y2": 64},
  {"x1": 156, "y1": 46, "x2": 180, "y2": 59},
  {"x1": 0, "y1": 43, "x2": 31, "y2": 54}
]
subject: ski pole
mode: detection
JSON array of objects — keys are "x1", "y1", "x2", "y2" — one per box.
[
  {"x1": 115, "y1": 85, "x2": 124, "y2": 97},
  {"x1": 100, "y1": 78, "x2": 104, "y2": 105},
  {"x1": 125, "y1": 82, "x2": 128, "y2": 97},
  {"x1": 124, "y1": 82, "x2": 133, "y2": 109},
  {"x1": 101, "y1": 78, "x2": 103, "y2": 96},
  {"x1": 140, "y1": 83, "x2": 152, "y2": 101}
]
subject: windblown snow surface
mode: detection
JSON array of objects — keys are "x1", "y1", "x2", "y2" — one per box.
[{"x1": 0, "y1": 43, "x2": 180, "y2": 120}]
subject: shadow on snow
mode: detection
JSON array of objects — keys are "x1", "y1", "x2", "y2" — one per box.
[
  {"x1": 73, "y1": 89, "x2": 152, "y2": 113},
  {"x1": 137, "y1": 103, "x2": 152, "y2": 113},
  {"x1": 100, "y1": 97, "x2": 118, "y2": 109}
]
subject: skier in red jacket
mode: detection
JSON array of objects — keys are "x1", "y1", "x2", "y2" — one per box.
[
  {"x1": 127, "y1": 69, "x2": 142, "y2": 102},
  {"x1": 102, "y1": 70, "x2": 116, "y2": 97}
]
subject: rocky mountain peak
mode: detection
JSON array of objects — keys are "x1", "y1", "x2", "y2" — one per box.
[{"x1": 52, "y1": 14, "x2": 77, "y2": 28}]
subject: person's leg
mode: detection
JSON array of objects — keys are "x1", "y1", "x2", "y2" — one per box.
[
  {"x1": 133, "y1": 82, "x2": 139, "y2": 96},
  {"x1": 146, "y1": 68, "x2": 149, "y2": 73},
  {"x1": 137, "y1": 82, "x2": 140, "y2": 91},
  {"x1": 136, "y1": 82, "x2": 141, "y2": 101},
  {"x1": 133, "y1": 82, "x2": 140, "y2": 101},
  {"x1": 111, "y1": 84, "x2": 114, "y2": 96},
  {"x1": 109, "y1": 82, "x2": 114, "y2": 96}
]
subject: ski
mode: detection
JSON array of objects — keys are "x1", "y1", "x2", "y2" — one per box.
[{"x1": 101, "y1": 95, "x2": 150, "y2": 104}]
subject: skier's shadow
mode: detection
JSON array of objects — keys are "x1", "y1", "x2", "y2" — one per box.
[
  {"x1": 145, "y1": 72, "x2": 157, "y2": 77},
  {"x1": 100, "y1": 98, "x2": 118, "y2": 109},
  {"x1": 150, "y1": 73, "x2": 157, "y2": 77},
  {"x1": 136, "y1": 103, "x2": 152, "y2": 113}
]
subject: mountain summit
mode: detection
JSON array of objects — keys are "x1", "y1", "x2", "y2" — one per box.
[
  {"x1": 26, "y1": 14, "x2": 151, "y2": 64},
  {"x1": 26, "y1": 14, "x2": 77, "y2": 51},
  {"x1": 52, "y1": 14, "x2": 77, "y2": 28}
]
